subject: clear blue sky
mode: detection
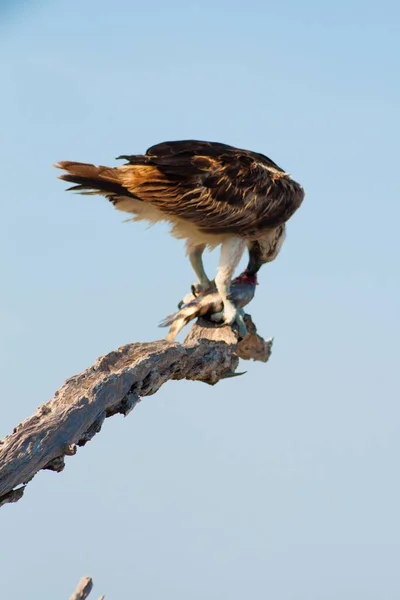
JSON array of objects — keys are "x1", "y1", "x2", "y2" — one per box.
[{"x1": 1, "y1": 1, "x2": 399, "y2": 598}]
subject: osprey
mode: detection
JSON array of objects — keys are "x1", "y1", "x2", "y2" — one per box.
[{"x1": 56, "y1": 140, "x2": 304, "y2": 336}]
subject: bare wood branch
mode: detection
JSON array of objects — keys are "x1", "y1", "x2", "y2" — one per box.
[
  {"x1": 68, "y1": 577, "x2": 105, "y2": 600},
  {"x1": 185, "y1": 315, "x2": 273, "y2": 363},
  {"x1": 69, "y1": 577, "x2": 94, "y2": 600},
  {"x1": 0, "y1": 316, "x2": 271, "y2": 507}
]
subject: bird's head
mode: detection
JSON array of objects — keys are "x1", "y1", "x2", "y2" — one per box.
[{"x1": 246, "y1": 226, "x2": 287, "y2": 275}]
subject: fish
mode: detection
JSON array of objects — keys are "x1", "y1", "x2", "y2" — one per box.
[{"x1": 160, "y1": 271, "x2": 258, "y2": 342}]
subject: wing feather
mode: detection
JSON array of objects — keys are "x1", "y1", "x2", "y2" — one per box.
[
  {"x1": 118, "y1": 140, "x2": 304, "y2": 236},
  {"x1": 57, "y1": 141, "x2": 304, "y2": 237}
]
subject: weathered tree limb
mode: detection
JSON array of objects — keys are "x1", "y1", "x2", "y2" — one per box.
[
  {"x1": 185, "y1": 315, "x2": 272, "y2": 363},
  {"x1": 0, "y1": 316, "x2": 272, "y2": 508},
  {"x1": 69, "y1": 577, "x2": 104, "y2": 600},
  {"x1": 69, "y1": 577, "x2": 93, "y2": 600}
]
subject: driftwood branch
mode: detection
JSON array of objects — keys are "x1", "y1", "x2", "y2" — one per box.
[
  {"x1": 0, "y1": 316, "x2": 272, "y2": 508},
  {"x1": 69, "y1": 577, "x2": 104, "y2": 600}
]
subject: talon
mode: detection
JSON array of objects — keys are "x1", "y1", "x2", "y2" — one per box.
[
  {"x1": 190, "y1": 283, "x2": 201, "y2": 298},
  {"x1": 178, "y1": 291, "x2": 196, "y2": 309},
  {"x1": 191, "y1": 280, "x2": 213, "y2": 297},
  {"x1": 209, "y1": 306, "x2": 248, "y2": 339},
  {"x1": 179, "y1": 280, "x2": 214, "y2": 309},
  {"x1": 234, "y1": 309, "x2": 248, "y2": 340}
]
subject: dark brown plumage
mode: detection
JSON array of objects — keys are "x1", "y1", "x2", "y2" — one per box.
[{"x1": 58, "y1": 140, "x2": 303, "y2": 238}]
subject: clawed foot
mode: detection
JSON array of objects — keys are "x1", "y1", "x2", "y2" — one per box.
[
  {"x1": 176, "y1": 284, "x2": 248, "y2": 339},
  {"x1": 191, "y1": 281, "x2": 213, "y2": 297},
  {"x1": 178, "y1": 281, "x2": 214, "y2": 309},
  {"x1": 210, "y1": 305, "x2": 248, "y2": 339}
]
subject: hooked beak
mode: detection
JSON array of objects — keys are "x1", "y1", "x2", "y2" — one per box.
[{"x1": 246, "y1": 241, "x2": 263, "y2": 275}]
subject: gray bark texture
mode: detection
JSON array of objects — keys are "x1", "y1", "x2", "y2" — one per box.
[{"x1": 0, "y1": 316, "x2": 272, "y2": 508}]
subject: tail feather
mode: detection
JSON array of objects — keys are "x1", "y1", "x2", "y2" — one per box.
[{"x1": 55, "y1": 161, "x2": 134, "y2": 199}]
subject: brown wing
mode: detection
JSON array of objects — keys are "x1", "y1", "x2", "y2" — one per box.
[
  {"x1": 57, "y1": 140, "x2": 304, "y2": 236},
  {"x1": 118, "y1": 140, "x2": 304, "y2": 235}
]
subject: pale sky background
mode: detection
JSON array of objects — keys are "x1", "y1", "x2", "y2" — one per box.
[{"x1": 1, "y1": 1, "x2": 399, "y2": 598}]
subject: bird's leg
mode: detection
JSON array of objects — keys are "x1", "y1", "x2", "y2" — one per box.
[
  {"x1": 178, "y1": 244, "x2": 212, "y2": 308},
  {"x1": 211, "y1": 237, "x2": 247, "y2": 337},
  {"x1": 188, "y1": 244, "x2": 212, "y2": 296}
]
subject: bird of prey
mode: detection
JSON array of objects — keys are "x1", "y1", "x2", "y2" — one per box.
[{"x1": 56, "y1": 140, "x2": 304, "y2": 336}]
